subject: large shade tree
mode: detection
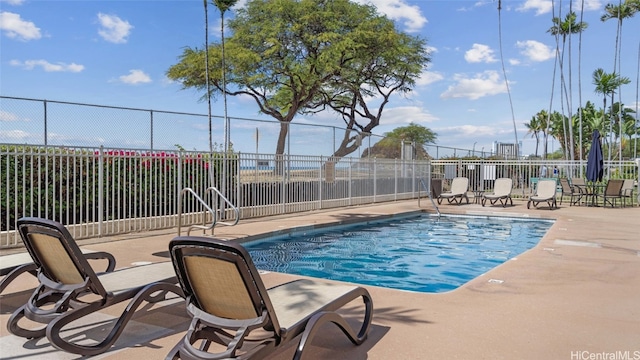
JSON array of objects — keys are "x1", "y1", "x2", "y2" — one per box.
[
  {"x1": 305, "y1": 20, "x2": 430, "y2": 158},
  {"x1": 167, "y1": 0, "x2": 426, "y2": 161},
  {"x1": 362, "y1": 123, "x2": 437, "y2": 159}
]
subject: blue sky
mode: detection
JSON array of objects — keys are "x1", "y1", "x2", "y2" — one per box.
[{"x1": 1, "y1": 0, "x2": 639, "y2": 157}]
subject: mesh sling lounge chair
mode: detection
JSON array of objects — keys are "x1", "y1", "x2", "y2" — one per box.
[
  {"x1": 166, "y1": 236, "x2": 373, "y2": 360},
  {"x1": 527, "y1": 179, "x2": 557, "y2": 210},
  {"x1": 8, "y1": 217, "x2": 184, "y2": 356},
  {"x1": 481, "y1": 178, "x2": 513, "y2": 207},
  {"x1": 1, "y1": 248, "x2": 115, "y2": 295},
  {"x1": 437, "y1": 177, "x2": 469, "y2": 205}
]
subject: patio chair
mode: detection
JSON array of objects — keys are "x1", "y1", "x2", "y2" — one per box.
[
  {"x1": 437, "y1": 177, "x2": 469, "y2": 205},
  {"x1": 527, "y1": 179, "x2": 557, "y2": 210},
  {"x1": 8, "y1": 217, "x2": 184, "y2": 356},
  {"x1": 481, "y1": 178, "x2": 513, "y2": 207},
  {"x1": 599, "y1": 179, "x2": 624, "y2": 208},
  {"x1": 621, "y1": 179, "x2": 635, "y2": 207},
  {"x1": 166, "y1": 236, "x2": 373, "y2": 360},
  {"x1": 1, "y1": 248, "x2": 116, "y2": 295},
  {"x1": 558, "y1": 178, "x2": 583, "y2": 206}
]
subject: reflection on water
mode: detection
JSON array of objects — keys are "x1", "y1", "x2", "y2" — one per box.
[{"x1": 245, "y1": 215, "x2": 553, "y2": 293}]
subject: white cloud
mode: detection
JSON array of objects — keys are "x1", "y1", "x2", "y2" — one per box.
[
  {"x1": 517, "y1": 0, "x2": 553, "y2": 15},
  {"x1": 118, "y1": 69, "x2": 151, "y2": 84},
  {"x1": 416, "y1": 71, "x2": 444, "y2": 86},
  {"x1": 0, "y1": 110, "x2": 20, "y2": 122},
  {"x1": 576, "y1": 0, "x2": 602, "y2": 11},
  {"x1": 379, "y1": 106, "x2": 439, "y2": 124},
  {"x1": 354, "y1": 0, "x2": 427, "y2": 32},
  {"x1": 97, "y1": 13, "x2": 132, "y2": 44},
  {"x1": 509, "y1": 58, "x2": 521, "y2": 65},
  {"x1": 440, "y1": 70, "x2": 510, "y2": 100},
  {"x1": 516, "y1": 40, "x2": 555, "y2": 62},
  {"x1": 0, "y1": 129, "x2": 30, "y2": 140},
  {"x1": 0, "y1": 0, "x2": 26, "y2": 5},
  {"x1": 0, "y1": 11, "x2": 41, "y2": 41},
  {"x1": 464, "y1": 44, "x2": 497, "y2": 63},
  {"x1": 10, "y1": 59, "x2": 84, "y2": 72}
]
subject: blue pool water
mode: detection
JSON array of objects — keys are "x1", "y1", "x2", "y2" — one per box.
[{"x1": 244, "y1": 214, "x2": 553, "y2": 293}]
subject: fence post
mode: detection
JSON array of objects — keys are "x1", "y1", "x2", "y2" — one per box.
[
  {"x1": 373, "y1": 158, "x2": 377, "y2": 202},
  {"x1": 394, "y1": 159, "x2": 398, "y2": 201},
  {"x1": 150, "y1": 110, "x2": 154, "y2": 150},
  {"x1": 319, "y1": 156, "x2": 324, "y2": 209},
  {"x1": 98, "y1": 145, "x2": 104, "y2": 237},
  {"x1": 43, "y1": 100, "x2": 48, "y2": 146}
]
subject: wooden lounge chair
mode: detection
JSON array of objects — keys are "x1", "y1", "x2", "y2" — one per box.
[
  {"x1": 1, "y1": 248, "x2": 116, "y2": 295},
  {"x1": 527, "y1": 179, "x2": 557, "y2": 210},
  {"x1": 7, "y1": 217, "x2": 184, "y2": 356},
  {"x1": 481, "y1": 178, "x2": 513, "y2": 207},
  {"x1": 599, "y1": 179, "x2": 624, "y2": 208},
  {"x1": 437, "y1": 177, "x2": 469, "y2": 205},
  {"x1": 166, "y1": 236, "x2": 373, "y2": 360}
]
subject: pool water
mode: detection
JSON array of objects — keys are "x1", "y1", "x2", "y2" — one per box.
[{"x1": 244, "y1": 215, "x2": 553, "y2": 293}]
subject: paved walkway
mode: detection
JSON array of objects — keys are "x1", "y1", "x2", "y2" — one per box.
[{"x1": 1, "y1": 199, "x2": 639, "y2": 359}]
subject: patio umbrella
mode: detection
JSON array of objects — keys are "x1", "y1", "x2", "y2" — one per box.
[{"x1": 586, "y1": 130, "x2": 603, "y2": 183}]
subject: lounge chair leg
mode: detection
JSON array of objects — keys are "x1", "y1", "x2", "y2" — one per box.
[{"x1": 47, "y1": 283, "x2": 184, "y2": 356}]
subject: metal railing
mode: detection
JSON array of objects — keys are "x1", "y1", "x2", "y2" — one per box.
[{"x1": 1, "y1": 145, "x2": 638, "y2": 248}]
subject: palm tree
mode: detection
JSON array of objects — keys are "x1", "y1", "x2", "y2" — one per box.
[
  {"x1": 212, "y1": 0, "x2": 237, "y2": 210},
  {"x1": 525, "y1": 116, "x2": 541, "y2": 157},
  {"x1": 608, "y1": 102, "x2": 637, "y2": 158},
  {"x1": 592, "y1": 68, "x2": 631, "y2": 173},
  {"x1": 525, "y1": 110, "x2": 551, "y2": 157},
  {"x1": 601, "y1": 1, "x2": 638, "y2": 163},
  {"x1": 212, "y1": 0, "x2": 237, "y2": 155},
  {"x1": 548, "y1": 11, "x2": 588, "y2": 161}
]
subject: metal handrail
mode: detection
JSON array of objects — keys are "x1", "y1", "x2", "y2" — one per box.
[
  {"x1": 419, "y1": 178, "x2": 440, "y2": 217},
  {"x1": 205, "y1": 186, "x2": 240, "y2": 227},
  {"x1": 177, "y1": 187, "x2": 239, "y2": 236}
]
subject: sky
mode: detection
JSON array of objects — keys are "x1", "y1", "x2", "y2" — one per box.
[{"x1": 1, "y1": 0, "x2": 640, "y2": 157}]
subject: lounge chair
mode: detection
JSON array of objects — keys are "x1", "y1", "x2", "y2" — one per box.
[
  {"x1": 1, "y1": 248, "x2": 116, "y2": 295},
  {"x1": 599, "y1": 179, "x2": 624, "y2": 208},
  {"x1": 481, "y1": 178, "x2": 513, "y2": 207},
  {"x1": 7, "y1": 217, "x2": 184, "y2": 356},
  {"x1": 437, "y1": 177, "x2": 469, "y2": 205},
  {"x1": 558, "y1": 178, "x2": 583, "y2": 206},
  {"x1": 527, "y1": 179, "x2": 557, "y2": 210},
  {"x1": 166, "y1": 236, "x2": 373, "y2": 360}
]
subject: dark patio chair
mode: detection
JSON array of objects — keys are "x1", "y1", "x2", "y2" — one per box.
[
  {"x1": 559, "y1": 178, "x2": 583, "y2": 206},
  {"x1": 166, "y1": 236, "x2": 373, "y2": 360},
  {"x1": 599, "y1": 179, "x2": 624, "y2": 208},
  {"x1": 8, "y1": 217, "x2": 184, "y2": 356},
  {"x1": 621, "y1": 179, "x2": 635, "y2": 207}
]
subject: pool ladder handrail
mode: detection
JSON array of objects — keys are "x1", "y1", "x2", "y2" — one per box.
[
  {"x1": 419, "y1": 178, "x2": 441, "y2": 217},
  {"x1": 177, "y1": 187, "x2": 240, "y2": 236}
]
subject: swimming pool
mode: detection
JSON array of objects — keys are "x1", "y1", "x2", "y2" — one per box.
[{"x1": 244, "y1": 214, "x2": 553, "y2": 293}]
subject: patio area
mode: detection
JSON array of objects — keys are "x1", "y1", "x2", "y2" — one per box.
[{"x1": 1, "y1": 198, "x2": 639, "y2": 359}]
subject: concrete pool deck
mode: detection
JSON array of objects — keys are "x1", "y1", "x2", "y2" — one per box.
[{"x1": 1, "y1": 199, "x2": 639, "y2": 359}]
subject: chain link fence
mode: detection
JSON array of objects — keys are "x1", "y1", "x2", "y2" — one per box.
[{"x1": 1, "y1": 96, "x2": 495, "y2": 159}]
